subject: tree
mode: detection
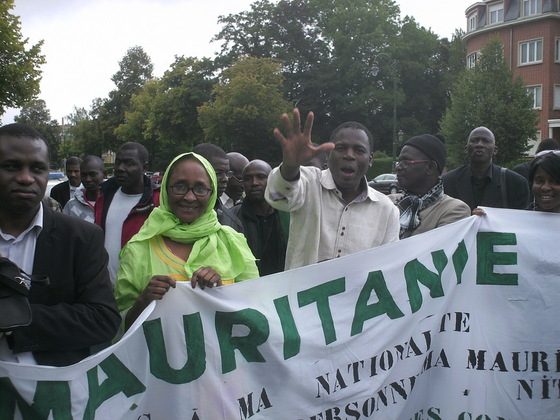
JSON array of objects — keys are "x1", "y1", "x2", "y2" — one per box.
[
  {"x1": 14, "y1": 99, "x2": 62, "y2": 165},
  {"x1": 214, "y1": 0, "x2": 403, "y2": 144},
  {"x1": 440, "y1": 37, "x2": 538, "y2": 168},
  {"x1": 115, "y1": 79, "x2": 162, "y2": 168},
  {"x1": 198, "y1": 57, "x2": 291, "y2": 162},
  {"x1": 148, "y1": 56, "x2": 216, "y2": 168},
  {"x1": 110, "y1": 46, "x2": 154, "y2": 103},
  {"x1": 115, "y1": 56, "x2": 217, "y2": 170},
  {"x1": 65, "y1": 106, "x2": 100, "y2": 157},
  {"x1": 213, "y1": 0, "x2": 455, "y2": 153},
  {"x1": 95, "y1": 46, "x2": 154, "y2": 153},
  {"x1": 0, "y1": 0, "x2": 45, "y2": 117}
]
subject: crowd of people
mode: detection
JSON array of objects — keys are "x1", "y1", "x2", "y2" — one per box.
[{"x1": 0, "y1": 107, "x2": 558, "y2": 367}]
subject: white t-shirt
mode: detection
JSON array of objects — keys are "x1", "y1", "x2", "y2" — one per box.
[{"x1": 104, "y1": 188, "x2": 143, "y2": 284}]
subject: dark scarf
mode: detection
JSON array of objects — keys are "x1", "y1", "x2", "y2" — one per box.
[{"x1": 395, "y1": 179, "x2": 444, "y2": 238}]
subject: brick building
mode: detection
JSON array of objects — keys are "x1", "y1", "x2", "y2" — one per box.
[{"x1": 463, "y1": 0, "x2": 560, "y2": 153}]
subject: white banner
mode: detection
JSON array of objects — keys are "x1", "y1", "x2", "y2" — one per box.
[{"x1": 1, "y1": 207, "x2": 559, "y2": 420}]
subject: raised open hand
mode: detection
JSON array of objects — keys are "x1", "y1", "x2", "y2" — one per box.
[{"x1": 274, "y1": 108, "x2": 334, "y2": 181}]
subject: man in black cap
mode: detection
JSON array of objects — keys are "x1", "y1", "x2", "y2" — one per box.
[{"x1": 389, "y1": 134, "x2": 471, "y2": 239}]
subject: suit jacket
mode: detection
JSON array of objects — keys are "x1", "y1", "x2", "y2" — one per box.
[
  {"x1": 215, "y1": 200, "x2": 244, "y2": 234},
  {"x1": 8, "y1": 208, "x2": 121, "y2": 366},
  {"x1": 49, "y1": 180, "x2": 71, "y2": 208},
  {"x1": 443, "y1": 164, "x2": 529, "y2": 210}
]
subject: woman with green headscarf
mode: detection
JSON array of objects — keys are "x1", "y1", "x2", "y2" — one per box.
[{"x1": 115, "y1": 152, "x2": 259, "y2": 329}]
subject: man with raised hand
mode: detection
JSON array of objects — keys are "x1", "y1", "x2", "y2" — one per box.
[{"x1": 265, "y1": 108, "x2": 399, "y2": 269}]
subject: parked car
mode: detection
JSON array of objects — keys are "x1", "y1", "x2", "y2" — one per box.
[
  {"x1": 368, "y1": 173, "x2": 400, "y2": 195},
  {"x1": 46, "y1": 171, "x2": 67, "y2": 196}
]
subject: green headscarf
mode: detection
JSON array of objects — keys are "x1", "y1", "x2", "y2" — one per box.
[{"x1": 123, "y1": 152, "x2": 256, "y2": 280}]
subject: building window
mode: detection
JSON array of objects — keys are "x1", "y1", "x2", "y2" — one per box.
[
  {"x1": 468, "y1": 13, "x2": 477, "y2": 31},
  {"x1": 522, "y1": 0, "x2": 542, "y2": 16},
  {"x1": 467, "y1": 52, "x2": 478, "y2": 68},
  {"x1": 519, "y1": 39, "x2": 543, "y2": 65},
  {"x1": 489, "y1": 2, "x2": 504, "y2": 24},
  {"x1": 556, "y1": 38, "x2": 560, "y2": 62},
  {"x1": 526, "y1": 85, "x2": 542, "y2": 109},
  {"x1": 554, "y1": 85, "x2": 560, "y2": 109}
]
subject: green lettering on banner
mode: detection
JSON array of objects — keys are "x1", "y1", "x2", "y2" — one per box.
[
  {"x1": 273, "y1": 295, "x2": 301, "y2": 360},
  {"x1": 298, "y1": 278, "x2": 346, "y2": 345},
  {"x1": 0, "y1": 377, "x2": 71, "y2": 420},
  {"x1": 476, "y1": 232, "x2": 518, "y2": 285},
  {"x1": 351, "y1": 271, "x2": 405, "y2": 336},
  {"x1": 84, "y1": 353, "x2": 146, "y2": 420},
  {"x1": 144, "y1": 314, "x2": 206, "y2": 384},
  {"x1": 216, "y1": 309, "x2": 270, "y2": 374},
  {"x1": 404, "y1": 250, "x2": 447, "y2": 313},
  {"x1": 452, "y1": 240, "x2": 468, "y2": 284}
]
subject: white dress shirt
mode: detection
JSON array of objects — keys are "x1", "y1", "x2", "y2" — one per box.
[{"x1": 265, "y1": 166, "x2": 399, "y2": 270}]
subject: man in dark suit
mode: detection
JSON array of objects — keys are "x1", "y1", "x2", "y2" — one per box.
[
  {"x1": 443, "y1": 126, "x2": 529, "y2": 211},
  {"x1": 50, "y1": 156, "x2": 82, "y2": 208},
  {"x1": 0, "y1": 123, "x2": 120, "y2": 367}
]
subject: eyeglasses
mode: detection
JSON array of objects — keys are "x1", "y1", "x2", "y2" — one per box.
[
  {"x1": 215, "y1": 170, "x2": 234, "y2": 179},
  {"x1": 168, "y1": 184, "x2": 212, "y2": 197},
  {"x1": 396, "y1": 159, "x2": 432, "y2": 169},
  {"x1": 535, "y1": 150, "x2": 560, "y2": 158}
]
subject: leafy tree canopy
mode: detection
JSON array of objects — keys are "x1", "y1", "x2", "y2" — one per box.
[
  {"x1": 95, "y1": 46, "x2": 154, "y2": 153},
  {"x1": 198, "y1": 56, "x2": 291, "y2": 162},
  {"x1": 116, "y1": 56, "x2": 217, "y2": 170},
  {"x1": 65, "y1": 106, "x2": 100, "y2": 157},
  {"x1": 14, "y1": 99, "x2": 61, "y2": 165},
  {"x1": 214, "y1": 0, "x2": 458, "y2": 153},
  {"x1": 0, "y1": 0, "x2": 45, "y2": 118}
]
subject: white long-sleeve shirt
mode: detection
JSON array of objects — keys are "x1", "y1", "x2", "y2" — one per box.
[{"x1": 265, "y1": 166, "x2": 399, "y2": 270}]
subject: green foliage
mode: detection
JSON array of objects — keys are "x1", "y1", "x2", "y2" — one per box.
[
  {"x1": 0, "y1": 0, "x2": 45, "y2": 117},
  {"x1": 213, "y1": 0, "x2": 456, "y2": 154},
  {"x1": 14, "y1": 99, "x2": 61, "y2": 164},
  {"x1": 111, "y1": 46, "x2": 154, "y2": 96},
  {"x1": 198, "y1": 56, "x2": 291, "y2": 162},
  {"x1": 46, "y1": 0, "x2": 470, "y2": 169},
  {"x1": 368, "y1": 157, "x2": 393, "y2": 179},
  {"x1": 440, "y1": 37, "x2": 538, "y2": 168},
  {"x1": 66, "y1": 105, "x2": 104, "y2": 157},
  {"x1": 115, "y1": 79, "x2": 161, "y2": 167},
  {"x1": 94, "y1": 46, "x2": 154, "y2": 154},
  {"x1": 115, "y1": 56, "x2": 216, "y2": 170}
]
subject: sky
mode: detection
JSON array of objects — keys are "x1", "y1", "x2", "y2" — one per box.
[{"x1": 2, "y1": 0, "x2": 476, "y2": 124}]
